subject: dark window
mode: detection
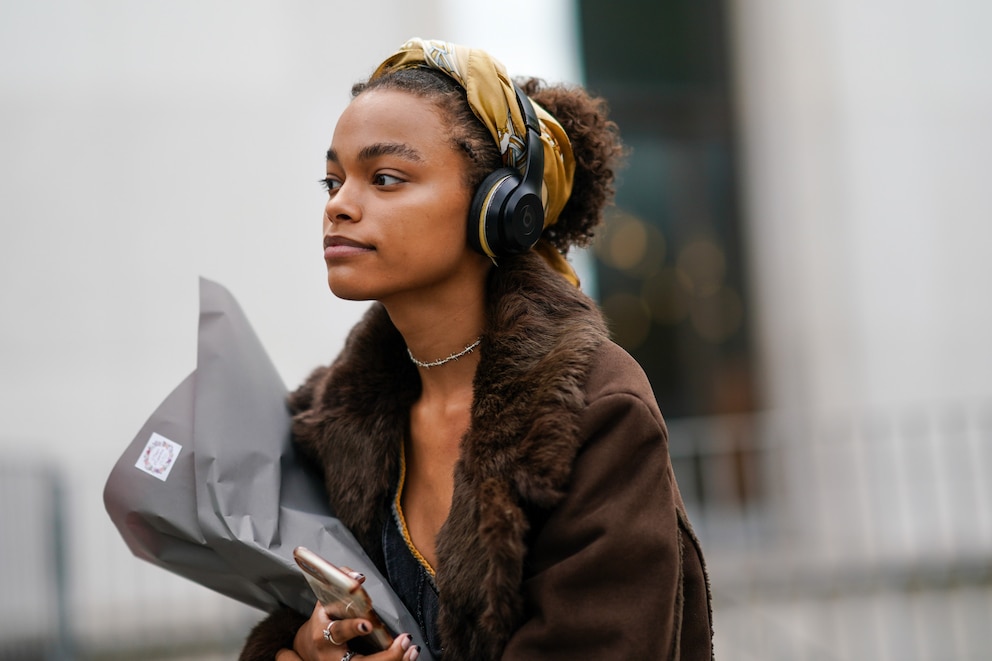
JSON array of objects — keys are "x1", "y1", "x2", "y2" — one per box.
[{"x1": 579, "y1": 0, "x2": 758, "y2": 419}]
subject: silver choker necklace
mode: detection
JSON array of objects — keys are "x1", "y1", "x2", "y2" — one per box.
[{"x1": 407, "y1": 338, "x2": 481, "y2": 369}]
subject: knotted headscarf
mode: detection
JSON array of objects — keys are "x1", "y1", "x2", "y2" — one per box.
[{"x1": 369, "y1": 38, "x2": 579, "y2": 286}]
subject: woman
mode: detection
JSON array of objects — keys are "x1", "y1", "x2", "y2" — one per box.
[{"x1": 240, "y1": 38, "x2": 712, "y2": 661}]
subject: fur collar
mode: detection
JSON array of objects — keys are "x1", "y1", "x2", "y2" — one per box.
[{"x1": 290, "y1": 251, "x2": 609, "y2": 657}]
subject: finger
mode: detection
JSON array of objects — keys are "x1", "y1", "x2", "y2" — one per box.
[
  {"x1": 359, "y1": 632, "x2": 416, "y2": 661},
  {"x1": 326, "y1": 616, "x2": 376, "y2": 644},
  {"x1": 388, "y1": 633, "x2": 417, "y2": 659},
  {"x1": 310, "y1": 602, "x2": 336, "y2": 641},
  {"x1": 403, "y1": 640, "x2": 421, "y2": 661},
  {"x1": 320, "y1": 618, "x2": 347, "y2": 647}
]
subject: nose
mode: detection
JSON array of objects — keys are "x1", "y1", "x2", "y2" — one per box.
[{"x1": 324, "y1": 181, "x2": 361, "y2": 224}]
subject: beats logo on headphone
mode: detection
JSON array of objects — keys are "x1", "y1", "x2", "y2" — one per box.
[{"x1": 468, "y1": 84, "x2": 545, "y2": 257}]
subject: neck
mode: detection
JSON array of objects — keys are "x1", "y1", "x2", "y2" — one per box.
[{"x1": 382, "y1": 282, "x2": 486, "y2": 395}]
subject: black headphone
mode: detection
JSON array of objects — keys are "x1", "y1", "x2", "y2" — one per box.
[{"x1": 467, "y1": 84, "x2": 545, "y2": 257}]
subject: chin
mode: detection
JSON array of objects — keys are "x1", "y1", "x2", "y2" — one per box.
[{"x1": 326, "y1": 276, "x2": 375, "y2": 302}]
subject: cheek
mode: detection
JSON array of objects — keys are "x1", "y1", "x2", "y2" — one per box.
[
  {"x1": 427, "y1": 207, "x2": 472, "y2": 254},
  {"x1": 400, "y1": 185, "x2": 473, "y2": 250},
  {"x1": 436, "y1": 187, "x2": 473, "y2": 239}
]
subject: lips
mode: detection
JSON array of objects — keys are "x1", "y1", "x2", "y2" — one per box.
[{"x1": 323, "y1": 234, "x2": 374, "y2": 259}]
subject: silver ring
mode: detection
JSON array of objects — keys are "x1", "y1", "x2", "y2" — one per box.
[
  {"x1": 323, "y1": 620, "x2": 343, "y2": 645},
  {"x1": 341, "y1": 651, "x2": 356, "y2": 661}
]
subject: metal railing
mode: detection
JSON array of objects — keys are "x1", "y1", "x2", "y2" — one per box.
[
  {"x1": 668, "y1": 404, "x2": 992, "y2": 660},
  {"x1": 0, "y1": 462, "x2": 73, "y2": 661}
]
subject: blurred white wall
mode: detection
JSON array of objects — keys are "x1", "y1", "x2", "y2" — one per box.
[
  {"x1": 0, "y1": 0, "x2": 581, "y2": 648},
  {"x1": 0, "y1": 0, "x2": 439, "y2": 642},
  {"x1": 730, "y1": 0, "x2": 992, "y2": 414}
]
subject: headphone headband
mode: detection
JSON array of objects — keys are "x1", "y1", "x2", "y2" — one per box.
[{"x1": 515, "y1": 84, "x2": 545, "y2": 206}]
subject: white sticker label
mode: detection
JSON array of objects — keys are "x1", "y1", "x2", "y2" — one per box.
[{"x1": 135, "y1": 432, "x2": 183, "y2": 481}]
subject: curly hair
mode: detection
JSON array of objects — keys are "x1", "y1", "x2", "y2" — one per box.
[
  {"x1": 518, "y1": 77, "x2": 625, "y2": 253},
  {"x1": 352, "y1": 68, "x2": 625, "y2": 255}
]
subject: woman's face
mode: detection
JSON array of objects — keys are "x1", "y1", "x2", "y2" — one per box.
[{"x1": 321, "y1": 89, "x2": 488, "y2": 304}]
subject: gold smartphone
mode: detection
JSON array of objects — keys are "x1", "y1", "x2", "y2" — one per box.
[{"x1": 293, "y1": 546, "x2": 395, "y2": 651}]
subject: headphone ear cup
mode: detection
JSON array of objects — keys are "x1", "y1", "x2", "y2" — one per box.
[
  {"x1": 500, "y1": 185, "x2": 543, "y2": 254},
  {"x1": 466, "y1": 83, "x2": 547, "y2": 258},
  {"x1": 468, "y1": 167, "x2": 520, "y2": 257}
]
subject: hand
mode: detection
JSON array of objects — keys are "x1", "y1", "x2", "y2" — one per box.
[{"x1": 291, "y1": 601, "x2": 421, "y2": 661}]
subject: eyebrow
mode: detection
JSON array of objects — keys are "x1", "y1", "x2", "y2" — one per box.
[{"x1": 325, "y1": 142, "x2": 425, "y2": 164}]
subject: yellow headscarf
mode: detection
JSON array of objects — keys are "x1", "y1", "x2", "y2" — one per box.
[{"x1": 370, "y1": 38, "x2": 579, "y2": 286}]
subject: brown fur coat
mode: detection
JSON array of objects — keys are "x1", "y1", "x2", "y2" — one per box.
[{"x1": 240, "y1": 252, "x2": 713, "y2": 660}]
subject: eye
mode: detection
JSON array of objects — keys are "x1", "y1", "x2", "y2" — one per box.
[
  {"x1": 372, "y1": 173, "x2": 404, "y2": 187},
  {"x1": 319, "y1": 176, "x2": 342, "y2": 193}
]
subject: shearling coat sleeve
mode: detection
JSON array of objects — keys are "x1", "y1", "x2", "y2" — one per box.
[
  {"x1": 239, "y1": 606, "x2": 307, "y2": 661},
  {"x1": 500, "y1": 363, "x2": 713, "y2": 659}
]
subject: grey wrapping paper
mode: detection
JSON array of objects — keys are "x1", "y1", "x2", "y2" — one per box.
[{"x1": 104, "y1": 278, "x2": 432, "y2": 658}]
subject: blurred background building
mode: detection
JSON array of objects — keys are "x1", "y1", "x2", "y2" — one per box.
[{"x1": 1, "y1": 0, "x2": 989, "y2": 659}]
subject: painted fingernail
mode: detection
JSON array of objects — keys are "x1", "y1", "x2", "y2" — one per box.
[
  {"x1": 401, "y1": 634, "x2": 412, "y2": 650},
  {"x1": 409, "y1": 647, "x2": 420, "y2": 661},
  {"x1": 358, "y1": 622, "x2": 370, "y2": 633}
]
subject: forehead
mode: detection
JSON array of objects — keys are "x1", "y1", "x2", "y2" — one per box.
[{"x1": 329, "y1": 89, "x2": 450, "y2": 158}]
